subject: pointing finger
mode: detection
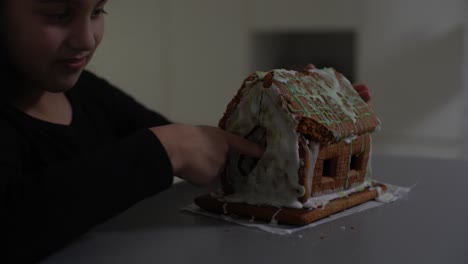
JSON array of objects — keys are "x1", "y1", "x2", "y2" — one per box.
[{"x1": 223, "y1": 131, "x2": 264, "y2": 158}]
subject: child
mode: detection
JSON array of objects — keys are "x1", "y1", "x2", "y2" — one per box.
[
  {"x1": 0, "y1": 0, "x2": 263, "y2": 262},
  {"x1": 0, "y1": 0, "x2": 370, "y2": 263}
]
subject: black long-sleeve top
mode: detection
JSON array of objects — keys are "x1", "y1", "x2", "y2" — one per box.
[{"x1": 0, "y1": 71, "x2": 174, "y2": 263}]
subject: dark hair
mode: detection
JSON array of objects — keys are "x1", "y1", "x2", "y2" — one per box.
[
  {"x1": 0, "y1": 1, "x2": 7, "y2": 78},
  {"x1": 0, "y1": 3, "x2": 21, "y2": 103}
]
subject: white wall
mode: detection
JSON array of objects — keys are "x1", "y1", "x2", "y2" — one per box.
[
  {"x1": 89, "y1": 0, "x2": 251, "y2": 126},
  {"x1": 463, "y1": 0, "x2": 468, "y2": 158},
  {"x1": 87, "y1": 0, "x2": 168, "y2": 116},
  {"x1": 88, "y1": 0, "x2": 467, "y2": 160},
  {"x1": 358, "y1": 0, "x2": 466, "y2": 159},
  {"x1": 157, "y1": 0, "x2": 250, "y2": 125},
  {"x1": 249, "y1": 0, "x2": 361, "y2": 31}
]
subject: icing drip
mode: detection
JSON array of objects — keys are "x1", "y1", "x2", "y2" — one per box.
[
  {"x1": 365, "y1": 136, "x2": 373, "y2": 181},
  {"x1": 270, "y1": 209, "x2": 282, "y2": 225},
  {"x1": 344, "y1": 135, "x2": 357, "y2": 144},
  {"x1": 307, "y1": 141, "x2": 320, "y2": 195},
  {"x1": 374, "y1": 186, "x2": 398, "y2": 203}
]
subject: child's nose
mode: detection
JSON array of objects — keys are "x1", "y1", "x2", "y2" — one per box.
[{"x1": 67, "y1": 20, "x2": 96, "y2": 51}]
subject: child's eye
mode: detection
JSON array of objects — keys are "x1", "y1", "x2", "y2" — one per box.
[
  {"x1": 92, "y1": 8, "x2": 108, "y2": 18},
  {"x1": 46, "y1": 11, "x2": 72, "y2": 23}
]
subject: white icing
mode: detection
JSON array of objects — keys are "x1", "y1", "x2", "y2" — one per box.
[
  {"x1": 302, "y1": 180, "x2": 373, "y2": 209},
  {"x1": 307, "y1": 141, "x2": 320, "y2": 194},
  {"x1": 344, "y1": 135, "x2": 357, "y2": 144},
  {"x1": 300, "y1": 180, "x2": 396, "y2": 209},
  {"x1": 270, "y1": 209, "x2": 282, "y2": 225},
  {"x1": 365, "y1": 136, "x2": 373, "y2": 181},
  {"x1": 308, "y1": 68, "x2": 358, "y2": 124},
  {"x1": 255, "y1": 71, "x2": 267, "y2": 79},
  {"x1": 272, "y1": 75, "x2": 289, "y2": 83},
  {"x1": 271, "y1": 69, "x2": 295, "y2": 83},
  {"x1": 374, "y1": 186, "x2": 399, "y2": 203},
  {"x1": 224, "y1": 79, "x2": 304, "y2": 208}
]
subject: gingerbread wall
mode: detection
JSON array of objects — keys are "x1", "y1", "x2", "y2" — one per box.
[{"x1": 310, "y1": 134, "x2": 371, "y2": 196}]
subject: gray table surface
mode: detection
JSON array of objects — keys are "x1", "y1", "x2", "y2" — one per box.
[{"x1": 43, "y1": 155, "x2": 468, "y2": 264}]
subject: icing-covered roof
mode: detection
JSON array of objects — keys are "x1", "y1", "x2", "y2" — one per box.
[{"x1": 219, "y1": 68, "x2": 380, "y2": 143}]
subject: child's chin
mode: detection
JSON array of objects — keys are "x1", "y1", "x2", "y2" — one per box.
[
  {"x1": 63, "y1": 72, "x2": 83, "y2": 88},
  {"x1": 47, "y1": 77, "x2": 80, "y2": 93}
]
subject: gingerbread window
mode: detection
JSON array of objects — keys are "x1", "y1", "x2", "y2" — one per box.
[{"x1": 322, "y1": 157, "x2": 339, "y2": 178}]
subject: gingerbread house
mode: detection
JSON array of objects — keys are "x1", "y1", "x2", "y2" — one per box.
[{"x1": 195, "y1": 67, "x2": 384, "y2": 225}]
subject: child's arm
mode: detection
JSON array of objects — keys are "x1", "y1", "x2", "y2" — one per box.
[
  {"x1": 150, "y1": 124, "x2": 264, "y2": 186},
  {"x1": 0, "y1": 123, "x2": 173, "y2": 263}
]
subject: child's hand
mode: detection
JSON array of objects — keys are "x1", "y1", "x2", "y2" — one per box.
[
  {"x1": 150, "y1": 124, "x2": 264, "y2": 186},
  {"x1": 351, "y1": 84, "x2": 371, "y2": 103},
  {"x1": 303, "y1": 64, "x2": 372, "y2": 103}
]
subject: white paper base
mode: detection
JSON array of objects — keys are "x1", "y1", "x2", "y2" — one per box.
[{"x1": 182, "y1": 182, "x2": 411, "y2": 235}]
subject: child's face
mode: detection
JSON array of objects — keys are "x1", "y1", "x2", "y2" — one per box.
[{"x1": 3, "y1": 0, "x2": 108, "y2": 92}]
